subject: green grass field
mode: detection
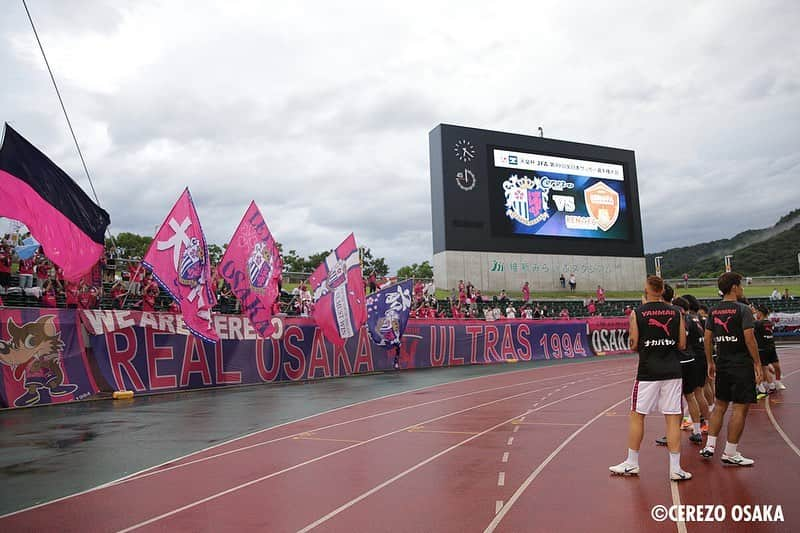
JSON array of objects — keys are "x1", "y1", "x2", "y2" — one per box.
[
  {"x1": 276, "y1": 280, "x2": 800, "y2": 302},
  {"x1": 431, "y1": 284, "x2": 800, "y2": 301}
]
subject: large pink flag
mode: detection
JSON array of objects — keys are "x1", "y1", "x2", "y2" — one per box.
[
  {"x1": 218, "y1": 201, "x2": 283, "y2": 338},
  {"x1": 142, "y1": 188, "x2": 218, "y2": 342},
  {"x1": 309, "y1": 233, "x2": 367, "y2": 346}
]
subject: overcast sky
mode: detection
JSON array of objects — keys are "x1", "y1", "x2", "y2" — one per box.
[{"x1": 1, "y1": 0, "x2": 798, "y2": 270}]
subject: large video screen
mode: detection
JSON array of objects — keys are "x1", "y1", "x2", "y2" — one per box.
[
  {"x1": 429, "y1": 124, "x2": 644, "y2": 257},
  {"x1": 489, "y1": 148, "x2": 630, "y2": 240}
]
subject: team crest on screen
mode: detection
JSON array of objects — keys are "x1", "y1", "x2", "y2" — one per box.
[
  {"x1": 583, "y1": 182, "x2": 620, "y2": 231},
  {"x1": 503, "y1": 175, "x2": 551, "y2": 226},
  {"x1": 247, "y1": 242, "x2": 274, "y2": 289}
]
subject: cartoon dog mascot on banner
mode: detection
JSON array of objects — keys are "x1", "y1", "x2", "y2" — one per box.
[{"x1": 0, "y1": 315, "x2": 77, "y2": 407}]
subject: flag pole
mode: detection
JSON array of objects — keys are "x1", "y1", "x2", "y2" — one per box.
[{"x1": 119, "y1": 224, "x2": 159, "y2": 310}]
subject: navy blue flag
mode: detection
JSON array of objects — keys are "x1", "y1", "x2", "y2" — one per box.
[{"x1": 366, "y1": 280, "x2": 413, "y2": 347}]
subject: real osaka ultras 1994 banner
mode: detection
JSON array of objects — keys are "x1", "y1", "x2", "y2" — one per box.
[
  {"x1": 79, "y1": 311, "x2": 601, "y2": 394},
  {"x1": 0, "y1": 309, "x2": 634, "y2": 407}
]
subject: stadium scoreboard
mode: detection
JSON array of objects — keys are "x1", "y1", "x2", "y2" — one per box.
[{"x1": 429, "y1": 124, "x2": 646, "y2": 291}]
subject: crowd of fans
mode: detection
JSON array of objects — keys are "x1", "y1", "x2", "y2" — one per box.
[
  {"x1": 404, "y1": 279, "x2": 614, "y2": 320},
  {"x1": 2, "y1": 233, "x2": 797, "y2": 321},
  {"x1": 0, "y1": 235, "x2": 162, "y2": 311},
  {"x1": 0, "y1": 237, "x2": 670, "y2": 322}
]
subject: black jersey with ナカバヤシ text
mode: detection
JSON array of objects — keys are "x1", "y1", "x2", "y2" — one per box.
[
  {"x1": 705, "y1": 301, "x2": 753, "y2": 369},
  {"x1": 634, "y1": 301, "x2": 682, "y2": 381}
]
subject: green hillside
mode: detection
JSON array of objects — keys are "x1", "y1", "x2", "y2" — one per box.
[{"x1": 646, "y1": 209, "x2": 800, "y2": 277}]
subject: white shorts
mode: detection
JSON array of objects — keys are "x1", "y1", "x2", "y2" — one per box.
[{"x1": 631, "y1": 379, "x2": 682, "y2": 415}]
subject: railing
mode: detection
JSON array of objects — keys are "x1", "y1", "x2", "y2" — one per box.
[{"x1": 664, "y1": 275, "x2": 800, "y2": 289}]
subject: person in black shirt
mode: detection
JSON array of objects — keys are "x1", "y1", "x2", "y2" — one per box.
[
  {"x1": 683, "y1": 295, "x2": 712, "y2": 427},
  {"x1": 754, "y1": 304, "x2": 785, "y2": 392},
  {"x1": 700, "y1": 272, "x2": 763, "y2": 466},
  {"x1": 611, "y1": 275, "x2": 691, "y2": 481},
  {"x1": 654, "y1": 292, "x2": 711, "y2": 446},
  {"x1": 685, "y1": 295, "x2": 715, "y2": 408},
  {"x1": 674, "y1": 297, "x2": 711, "y2": 442}
]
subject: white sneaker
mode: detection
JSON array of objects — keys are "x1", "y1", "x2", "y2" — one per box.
[
  {"x1": 757, "y1": 383, "x2": 767, "y2": 394},
  {"x1": 609, "y1": 461, "x2": 640, "y2": 476},
  {"x1": 670, "y1": 469, "x2": 692, "y2": 481},
  {"x1": 776, "y1": 381, "x2": 787, "y2": 390},
  {"x1": 768, "y1": 383, "x2": 777, "y2": 392},
  {"x1": 700, "y1": 446, "x2": 715, "y2": 458},
  {"x1": 721, "y1": 452, "x2": 754, "y2": 466}
]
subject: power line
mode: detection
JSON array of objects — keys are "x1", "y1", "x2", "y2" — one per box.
[{"x1": 21, "y1": 0, "x2": 103, "y2": 208}]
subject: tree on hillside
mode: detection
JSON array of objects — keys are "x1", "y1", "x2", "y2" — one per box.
[
  {"x1": 689, "y1": 224, "x2": 800, "y2": 277},
  {"x1": 397, "y1": 260, "x2": 433, "y2": 279},
  {"x1": 280, "y1": 247, "x2": 306, "y2": 273},
  {"x1": 305, "y1": 250, "x2": 333, "y2": 272},
  {"x1": 108, "y1": 232, "x2": 152, "y2": 258},
  {"x1": 207, "y1": 244, "x2": 224, "y2": 264},
  {"x1": 646, "y1": 209, "x2": 800, "y2": 277},
  {"x1": 360, "y1": 247, "x2": 389, "y2": 276},
  {"x1": 270, "y1": 244, "x2": 390, "y2": 276}
]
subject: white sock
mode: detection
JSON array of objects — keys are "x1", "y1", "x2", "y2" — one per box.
[
  {"x1": 669, "y1": 452, "x2": 681, "y2": 472},
  {"x1": 692, "y1": 422, "x2": 701, "y2": 435},
  {"x1": 627, "y1": 448, "x2": 639, "y2": 466},
  {"x1": 724, "y1": 441, "x2": 738, "y2": 456},
  {"x1": 706, "y1": 435, "x2": 717, "y2": 449}
]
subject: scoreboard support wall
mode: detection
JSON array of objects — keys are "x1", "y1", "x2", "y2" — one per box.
[{"x1": 433, "y1": 250, "x2": 646, "y2": 292}]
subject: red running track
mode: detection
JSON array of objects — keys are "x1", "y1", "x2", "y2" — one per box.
[{"x1": 2, "y1": 350, "x2": 799, "y2": 532}]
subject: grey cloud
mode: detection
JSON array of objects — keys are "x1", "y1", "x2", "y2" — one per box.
[
  {"x1": 740, "y1": 70, "x2": 778, "y2": 100},
  {"x1": 1, "y1": 1, "x2": 799, "y2": 273}
]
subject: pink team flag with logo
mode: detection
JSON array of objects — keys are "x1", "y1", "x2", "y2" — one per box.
[
  {"x1": 142, "y1": 188, "x2": 218, "y2": 342},
  {"x1": 309, "y1": 233, "x2": 367, "y2": 346},
  {"x1": 218, "y1": 201, "x2": 283, "y2": 338}
]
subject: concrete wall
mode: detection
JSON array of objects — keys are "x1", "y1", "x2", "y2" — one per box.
[{"x1": 433, "y1": 250, "x2": 647, "y2": 292}]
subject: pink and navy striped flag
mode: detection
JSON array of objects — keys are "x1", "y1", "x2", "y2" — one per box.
[
  {"x1": 218, "y1": 201, "x2": 283, "y2": 338},
  {"x1": 309, "y1": 233, "x2": 367, "y2": 346},
  {"x1": 0, "y1": 124, "x2": 110, "y2": 281},
  {"x1": 143, "y1": 188, "x2": 218, "y2": 342}
]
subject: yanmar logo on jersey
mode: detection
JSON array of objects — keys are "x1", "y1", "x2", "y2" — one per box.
[
  {"x1": 644, "y1": 339, "x2": 676, "y2": 347},
  {"x1": 641, "y1": 310, "x2": 674, "y2": 317}
]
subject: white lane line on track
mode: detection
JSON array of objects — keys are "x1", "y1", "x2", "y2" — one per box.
[
  {"x1": 484, "y1": 394, "x2": 631, "y2": 533},
  {"x1": 507, "y1": 437, "x2": 514, "y2": 446},
  {"x1": 115, "y1": 367, "x2": 629, "y2": 484},
  {"x1": 98, "y1": 367, "x2": 629, "y2": 492},
  {"x1": 764, "y1": 368, "x2": 800, "y2": 458},
  {"x1": 1, "y1": 359, "x2": 633, "y2": 520},
  {"x1": 502, "y1": 452, "x2": 509, "y2": 463},
  {"x1": 116, "y1": 373, "x2": 629, "y2": 533},
  {"x1": 513, "y1": 426, "x2": 519, "y2": 433},
  {"x1": 670, "y1": 481, "x2": 687, "y2": 533},
  {"x1": 495, "y1": 500, "x2": 503, "y2": 514},
  {"x1": 497, "y1": 472, "x2": 505, "y2": 486},
  {"x1": 670, "y1": 362, "x2": 800, "y2": 533},
  {"x1": 294, "y1": 378, "x2": 632, "y2": 533}
]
